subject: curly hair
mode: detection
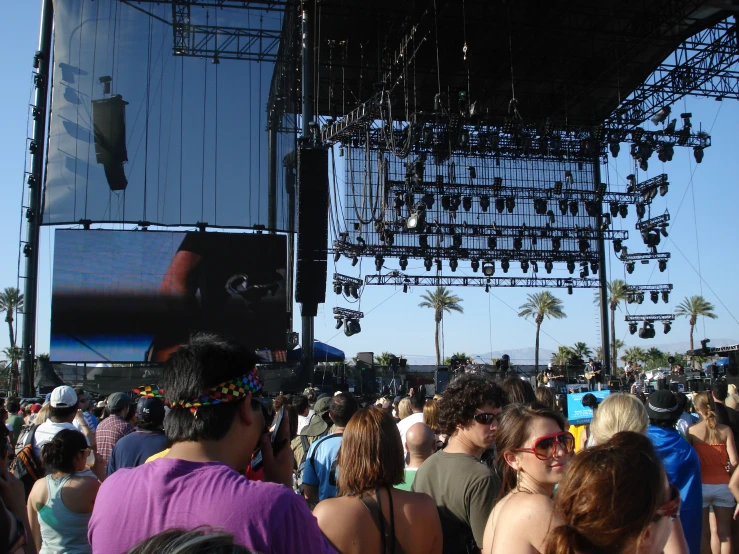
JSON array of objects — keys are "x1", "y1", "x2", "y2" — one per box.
[{"x1": 437, "y1": 373, "x2": 507, "y2": 436}]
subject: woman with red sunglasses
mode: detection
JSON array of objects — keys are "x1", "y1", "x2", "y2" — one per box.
[
  {"x1": 482, "y1": 403, "x2": 574, "y2": 554},
  {"x1": 547, "y1": 432, "x2": 676, "y2": 554}
]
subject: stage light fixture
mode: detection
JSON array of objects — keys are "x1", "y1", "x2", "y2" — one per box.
[
  {"x1": 636, "y1": 203, "x2": 646, "y2": 219},
  {"x1": 660, "y1": 225, "x2": 669, "y2": 238},
  {"x1": 506, "y1": 197, "x2": 516, "y2": 213},
  {"x1": 424, "y1": 257, "x2": 433, "y2": 271},
  {"x1": 450, "y1": 195, "x2": 461, "y2": 211},
  {"x1": 619, "y1": 204, "x2": 628, "y2": 218},
  {"x1": 553, "y1": 181, "x2": 563, "y2": 194},
  {"x1": 662, "y1": 291, "x2": 669, "y2": 303},
  {"x1": 565, "y1": 170, "x2": 574, "y2": 185},
  {"x1": 659, "y1": 183, "x2": 669, "y2": 197},
  {"x1": 651, "y1": 106, "x2": 671, "y2": 125},
  {"x1": 626, "y1": 262, "x2": 635, "y2": 274},
  {"x1": 639, "y1": 158, "x2": 649, "y2": 171},
  {"x1": 384, "y1": 231, "x2": 394, "y2": 246},
  {"x1": 471, "y1": 258, "x2": 480, "y2": 273},
  {"x1": 580, "y1": 262, "x2": 589, "y2": 278},
  {"x1": 334, "y1": 281, "x2": 343, "y2": 295},
  {"x1": 436, "y1": 259, "x2": 442, "y2": 271},
  {"x1": 501, "y1": 258, "x2": 510, "y2": 273},
  {"x1": 578, "y1": 239, "x2": 590, "y2": 253},
  {"x1": 335, "y1": 316, "x2": 343, "y2": 329},
  {"x1": 442, "y1": 195, "x2": 451, "y2": 210},
  {"x1": 422, "y1": 193, "x2": 435, "y2": 209},
  {"x1": 344, "y1": 318, "x2": 361, "y2": 337},
  {"x1": 513, "y1": 237, "x2": 523, "y2": 250},
  {"x1": 488, "y1": 236, "x2": 497, "y2": 250},
  {"x1": 419, "y1": 234, "x2": 428, "y2": 248},
  {"x1": 567, "y1": 285, "x2": 573, "y2": 295},
  {"x1": 482, "y1": 261, "x2": 495, "y2": 277},
  {"x1": 601, "y1": 214, "x2": 611, "y2": 231},
  {"x1": 694, "y1": 146, "x2": 704, "y2": 164},
  {"x1": 663, "y1": 322, "x2": 671, "y2": 334},
  {"x1": 452, "y1": 234, "x2": 463, "y2": 249},
  {"x1": 534, "y1": 199, "x2": 547, "y2": 215},
  {"x1": 613, "y1": 239, "x2": 622, "y2": 253},
  {"x1": 547, "y1": 210, "x2": 555, "y2": 224},
  {"x1": 629, "y1": 322, "x2": 638, "y2": 335},
  {"x1": 352, "y1": 256, "x2": 359, "y2": 267},
  {"x1": 651, "y1": 291, "x2": 659, "y2": 304},
  {"x1": 659, "y1": 260, "x2": 667, "y2": 272},
  {"x1": 462, "y1": 196, "x2": 472, "y2": 212},
  {"x1": 375, "y1": 254, "x2": 385, "y2": 272},
  {"x1": 531, "y1": 261, "x2": 538, "y2": 273},
  {"x1": 399, "y1": 255, "x2": 408, "y2": 270},
  {"x1": 552, "y1": 237, "x2": 561, "y2": 251},
  {"x1": 403, "y1": 279, "x2": 410, "y2": 293},
  {"x1": 585, "y1": 201, "x2": 598, "y2": 217},
  {"x1": 467, "y1": 166, "x2": 476, "y2": 179},
  {"x1": 665, "y1": 119, "x2": 677, "y2": 134},
  {"x1": 569, "y1": 201, "x2": 579, "y2": 216},
  {"x1": 521, "y1": 260, "x2": 529, "y2": 273},
  {"x1": 350, "y1": 285, "x2": 359, "y2": 299},
  {"x1": 590, "y1": 262, "x2": 598, "y2": 274},
  {"x1": 545, "y1": 260, "x2": 553, "y2": 274},
  {"x1": 638, "y1": 321, "x2": 655, "y2": 339},
  {"x1": 636, "y1": 293, "x2": 645, "y2": 304},
  {"x1": 480, "y1": 195, "x2": 490, "y2": 212},
  {"x1": 495, "y1": 198, "x2": 505, "y2": 213},
  {"x1": 558, "y1": 199, "x2": 568, "y2": 216},
  {"x1": 493, "y1": 176, "x2": 503, "y2": 194},
  {"x1": 609, "y1": 140, "x2": 620, "y2": 158},
  {"x1": 566, "y1": 260, "x2": 575, "y2": 274},
  {"x1": 610, "y1": 202, "x2": 619, "y2": 218},
  {"x1": 449, "y1": 257, "x2": 458, "y2": 272}
]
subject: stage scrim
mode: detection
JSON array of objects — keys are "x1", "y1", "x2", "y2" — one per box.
[
  {"x1": 51, "y1": 230, "x2": 289, "y2": 362},
  {"x1": 44, "y1": 0, "x2": 296, "y2": 230}
]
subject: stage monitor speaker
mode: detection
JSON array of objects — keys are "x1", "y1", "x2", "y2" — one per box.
[
  {"x1": 608, "y1": 380, "x2": 621, "y2": 391},
  {"x1": 296, "y1": 146, "x2": 329, "y2": 313},
  {"x1": 669, "y1": 382, "x2": 680, "y2": 393},
  {"x1": 92, "y1": 95, "x2": 129, "y2": 191},
  {"x1": 687, "y1": 379, "x2": 703, "y2": 392},
  {"x1": 654, "y1": 379, "x2": 666, "y2": 391},
  {"x1": 435, "y1": 369, "x2": 449, "y2": 394}
]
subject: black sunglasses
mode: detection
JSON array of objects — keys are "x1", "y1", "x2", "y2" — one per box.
[{"x1": 473, "y1": 412, "x2": 500, "y2": 425}]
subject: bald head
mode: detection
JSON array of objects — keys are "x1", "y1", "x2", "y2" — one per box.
[{"x1": 406, "y1": 422, "x2": 436, "y2": 459}]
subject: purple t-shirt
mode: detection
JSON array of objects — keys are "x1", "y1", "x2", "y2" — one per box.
[{"x1": 88, "y1": 458, "x2": 335, "y2": 554}]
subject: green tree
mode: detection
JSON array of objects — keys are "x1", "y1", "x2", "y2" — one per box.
[
  {"x1": 444, "y1": 352, "x2": 470, "y2": 365},
  {"x1": 374, "y1": 352, "x2": 393, "y2": 367},
  {"x1": 622, "y1": 346, "x2": 648, "y2": 365},
  {"x1": 2, "y1": 346, "x2": 23, "y2": 393},
  {"x1": 675, "y1": 295, "x2": 717, "y2": 367},
  {"x1": 419, "y1": 287, "x2": 464, "y2": 366},
  {"x1": 550, "y1": 346, "x2": 574, "y2": 366},
  {"x1": 0, "y1": 287, "x2": 24, "y2": 348},
  {"x1": 570, "y1": 342, "x2": 593, "y2": 360},
  {"x1": 594, "y1": 280, "x2": 629, "y2": 374},
  {"x1": 518, "y1": 292, "x2": 567, "y2": 372},
  {"x1": 645, "y1": 347, "x2": 666, "y2": 370}
]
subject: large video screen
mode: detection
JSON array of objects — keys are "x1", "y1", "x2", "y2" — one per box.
[{"x1": 51, "y1": 230, "x2": 289, "y2": 362}]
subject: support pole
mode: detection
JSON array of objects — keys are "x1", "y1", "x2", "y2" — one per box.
[
  {"x1": 299, "y1": 0, "x2": 315, "y2": 383},
  {"x1": 21, "y1": 0, "x2": 53, "y2": 398},
  {"x1": 267, "y1": 114, "x2": 278, "y2": 232},
  {"x1": 593, "y1": 156, "x2": 612, "y2": 377}
]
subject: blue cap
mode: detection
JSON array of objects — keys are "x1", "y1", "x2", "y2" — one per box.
[{"x1": 45, "y1": 393, "x2": 52, "y2": 404}]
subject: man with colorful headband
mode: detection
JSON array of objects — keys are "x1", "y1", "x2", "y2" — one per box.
[{"x1": 89, "y1": 334, "x2": 335, "y2": 554}]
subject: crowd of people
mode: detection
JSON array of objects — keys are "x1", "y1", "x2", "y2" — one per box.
[{"x1": 0, "y1": 333, "x2": 735, "y2": 554}]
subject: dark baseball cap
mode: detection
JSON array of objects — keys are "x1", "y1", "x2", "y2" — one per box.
[{"x1": 136, "y1": 397, "x2": 165, "y2": 425}]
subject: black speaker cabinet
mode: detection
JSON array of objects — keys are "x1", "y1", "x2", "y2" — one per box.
[
  {"x1": 92, "y1": 95, "x2": 129, "y2": 191},
  {"x1": 435, "y1": 368, "x2": 449, "y2": 394}
]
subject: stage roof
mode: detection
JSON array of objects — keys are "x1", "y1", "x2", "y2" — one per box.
[{"x1": 311, "y1": 0, "x2": 735, "y2": 125}]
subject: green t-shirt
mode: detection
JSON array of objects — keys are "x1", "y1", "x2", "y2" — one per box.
[
  {"x1": 411, "y1": 451, "x2": 500, "y2": 554},
  {"x1": 394, "y1": 468, "x2": 418, "y2": 491},
  {"x1": 6, "y1": 414, "x2": 23, "y2": 444}
]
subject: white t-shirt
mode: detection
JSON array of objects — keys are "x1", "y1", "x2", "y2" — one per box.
[
  {"x1": 32, "y1": 419, "x2": 90, "y2": 459},
  {"x1": 396, "y1": 412, "x2": 425, "y2": 464},
  {"x1": 297, "y1": 414, "x2": 311, "y2": 434}
]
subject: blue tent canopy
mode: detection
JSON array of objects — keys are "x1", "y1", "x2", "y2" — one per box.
[
  {"x1": 703, "y1": 357, "x2": 729, "y2": 368},
  {"x1": 287, "y1": 340, "x2": 345, "y2": 363}
]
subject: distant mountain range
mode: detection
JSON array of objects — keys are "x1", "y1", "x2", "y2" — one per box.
[{"x1": 402, "y1": 338, "x2": 738, "y2": 367}]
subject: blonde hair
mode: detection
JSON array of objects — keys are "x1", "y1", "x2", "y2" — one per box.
[
  {"x1": 590, "y1": 394, "x2": 648, "y2": 445},
  {"x1": 397, "y1": 398, "x2": 413, "y2": 420},
  {"x1": 34, "y1": 403, "x2": 51, "y2": 426},
  {"x1": 423, "y1": 398, "x2": 440, "y2": 433},
  {"x1": 693, "y1": 392, "x2": 721, "y2": 443}
]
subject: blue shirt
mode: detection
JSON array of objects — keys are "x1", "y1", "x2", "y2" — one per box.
[
  {"x1": 647, "y1": 425, "x2": 702, "y2": 554},
  {"x1": 302, "y1": 433, "x2": 342, "y2": 501},
  {"x1": 107, "y1": 430, "x2": 168, "y2": 476}
]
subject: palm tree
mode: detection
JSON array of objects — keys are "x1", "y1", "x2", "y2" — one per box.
[
  {"x1": 675, "y1": 296, "x2": 717, "y2": 367},
  {"x1": 622, "y1": 346, "x2": 648, "y2": 365},
  {"x1": 0, "y1": 287, "x2": 24, "y2": 348},
  {"x1": 594, "y1": 280, "x2": 629, "y2": 374},
  {"x1": 645, "y1": 347, "x2": 665, "y2": 370},
  {"x1": 374, "y1": 352, "x2": 393, "y2": 368},
  {"x1": 518, "y1": 292, "x2": 567, "y2": 372},
  {"x1": 570, "y1": 342, "x2": 593, "y2": 360},
  {"x1": 2, "y1": 346, "x2": 23, "y2": 393},
  {"x1": 550, "y1": 346, "x2": 574, "y2": 366},
  {"x1": 419, "y1": 287, "x2": 464, "y2": 366}
]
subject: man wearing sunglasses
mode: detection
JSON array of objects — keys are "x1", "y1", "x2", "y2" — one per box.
[
  {"x1": 89, "y1": 334, "x2": 335, "y2": 554},
  {"x1": 412, "y1": 373, "x2": 508, "y2": 554}
]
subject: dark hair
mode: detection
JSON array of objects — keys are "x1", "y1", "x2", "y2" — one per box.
[
  {"x1": 126, "y1": 528, "x2": 253, "y2": 554},
  {"x1": 495, "y1": 403, "x2": 566, "y2": 498},
  {"x1": 582, "y1": 394, "x2": 599, "y2": 411},
  {"x1": 438, "y1": 374, "x2": 508, "y2": 436},
  {"x1": 92, "y1": 406, "x2": 106, "y2": 419},
  {"x1": 535, "y1": 386, "x2": 556, "y2": 411},
  {"x1": 41, "y1": 429, "x2": 88, "y2": 473},
  {"x1": 162, "y1": 334, "x2": 260, "y2": 443},
  {"x1": 294, "y1": 395, "x2": 310, "y2": 415},
  {"x1": 6, "y1": 397, "x2": 20, "y2": 414},
  {"x1": 273, "y1": 395, "x2": 289, "y2": 412},
  {"x1": 50, "y1": 405, "x2": 79, "y2": 420},
  {"x1": 674, "y1": 392, "x2": 690, "y2": 412},
  {"x1": 648, "y1": 417, "x2": 677, "y2": 429},
  {"x1": 546, "y1": 432, "x2": 667, "y2": 554},
  {"x1": 329, "y1": 393, "x2": 359, "y2": 428},
  {"x1": 337, "y1": 407, "x2": 405, "y2": 496},
  {"x1": 712, "y1": 381, "x2": 729, "y2": 401},
  {"x1": 502, "y1": 377, "x2": 537, "y2": 405},
  {"x1": 410, "y1": 388, "x2": 426, "y2": 411}
]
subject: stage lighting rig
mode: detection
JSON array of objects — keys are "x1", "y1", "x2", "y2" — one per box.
[
  {"x1": 639, "y1": 321, "x2": 656, "y2": 339},
  {"x1": 424, "y1": 257, "x2": 433, "y2": 271},
  {"x1": 480, "y1": 195, "x2": 490, "y2": 212},
  {"x1": 333, "y1": 273, "x2": 362, "y2": 299},
  {"x1": 501, "y1": 258, "x2": 510, "y2": 273},
  {"x1": 333, "y1": 307, "x2": 364, "y2": 337},
  {"x1": 544, "y1": 260, "x2": 553, "y2": 274},
  {"x1": 559, "y1": 199, "x2": 568, "y2": 215},
  {"x1": 482, "y1": 261, "x2": 495, "y2": 276},
  {"x1": 624, "y1": 314, "x2": 675, "y2": 339},
  {"x1": 629, "y1": 322, "x2": 638, "y2": 335},
  {"x1": 470, "y1": 258, "x2": 480, "y2": 273},
  {"x1": 399, "y1": 255, "x2": 408, "y2": 270},
  {"x1": 566, "y1": 260, "x2": 575, "y2": 274},
  {"x1": 375, "y1": 254, "x2": 385, "y2": 271},
  {"x1": 521, "y1": 260, "x2": 529, "y2": 273},
  {"x1": 626, "y1": 262, "x2": 635, "y2": 274},
  {"x1": 406, "y1": 205, "x2": 426, "y2": 231},
  {"x1": 694, "y1": 146, "x2": 704, "y2": 163}
]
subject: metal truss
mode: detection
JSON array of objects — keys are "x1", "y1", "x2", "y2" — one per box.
[
  {"x1": 364, "y1": 274, "x2": 600, "y2": 289},
  {"x1": 624, "y1": 314, "x2": 676, "y2": 322},
  {"x1": 636, "y1": 213, "x2": 670, "y2": 230},
  {"x1": 619, "y1": 251, "x2": 670, "y2": 262},
  {"x1": 688, "y1": 343, "x2": 739, "y2": 355},
  {"x1": 624, "y1": 284, "x2": 673, "y2": 293},
  {"x1": 607, "y1": 17, "x2": 739, "y2": 128},
  {"x1": 332, "y1": 307, "x2": 364, "y2": 319}
]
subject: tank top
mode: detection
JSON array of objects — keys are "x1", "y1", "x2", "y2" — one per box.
[
  {"x1": 38, "y1": 474, "x2": 93, "y2": 554},
  {"x1": 694, "y1": 442, "x2": 730, "y2": 485}
]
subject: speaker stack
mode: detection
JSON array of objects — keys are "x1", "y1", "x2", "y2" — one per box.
[
  {"x1": 435, "y1": 367, "x2": 449, "y2": 394},
  {"x1": 92, "y1": 95, "x2": 129, "y2": 191},
  {"x1": 356, "y1": 352, "x2": 376, "y2": 395}
]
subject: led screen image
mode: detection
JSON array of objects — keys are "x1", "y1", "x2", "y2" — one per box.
[{"x1": 51, "y1": 230, "x2": 288, "y2": 362}]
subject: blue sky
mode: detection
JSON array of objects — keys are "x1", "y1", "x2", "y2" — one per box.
[{"x1": 1, "y1": 3, "x2": 737, "y2": 364}]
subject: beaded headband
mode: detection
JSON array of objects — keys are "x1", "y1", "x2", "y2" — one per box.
[
  {"x1": 132, "y1": 385, "x2": 165, "y2": 399},
  {"x1": 169, "y1": 368, "x2": 264, "y2": 415}
]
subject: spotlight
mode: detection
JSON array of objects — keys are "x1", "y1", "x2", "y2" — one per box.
[
  {"x1": 531, "y1": 260, "x2": 538, "y2": 273},
  {"x1": 403, "y1": 279, "x2": 410, "y2": 293},
  {"x1": 580, "y1": 262, "x2": 589, "y2": 278},
  {"x1": 495, "y1": 198, "x2": 505, "y2": 213},
  {"x1": 619, "y1": 204, "x2": 628, "y2": 218},
  {"x1": 544, "y1": 260, "x2": 553, "y2": 274},
  {"x1": 639, "y1": 158, "x2": 649, "y2": 171},
  {"x1": 334, "y1": 281, "x2": 343, "y2": 295},
  {"x1": 350, "y1": 285, "x2": 359, "y2": 299},
  {"x1": 424, "y1": 257, "x2": 433, "y2": 271},
  {"x1": 609, "y1": 140, "x2": 620, "y2": 158},
  {"x1": 585, "y1": 201, "x2": 598, "y2": 217},
  {"x1": 613, "y1": 239, "x2": 622, "y2": 253},
  {"x1": 662, "y1": 291, "x2": 669, "y2": 303},
  {"x1": 663, "y1": 322, "x2": 671, "y2": 334},
  {"x1": 660, "y1": 225, "x2": 669, "y2": 238},
  {"x1": 513, "y1": 237, "x2": 523, "y2": 250},
  {"x1": 335, "y1": 316, "x2": 343, "y2": 329},
  {"x1": 559, "y1": 199, "x2": 568, "y2": 216},
  {"x1": 521, "y1": 260, "x2": 529, "y2": 273},
  {"x1": 638, "y1": 321, "x2": 655, "y2": 339},
  {"x1": 471, "y1": 258, "x2": 480, "y2": 273},
  {"x1": 352, "y1": 256, "x2": 359, "y2": 267},
  {"x1": 399, "y1": 255, "x2": 408, "y2": 270},
  {"x1": 467, "y1": 166, "x2": 476, "y2": 179},
  {"x1": 629, "y1": 322, "x2": 638, "y2": 335},
  {"x1": 567, "y1": 285, "x2": 573, "y2": 295},
  {"x1": 658, "y1": 260, "x2": 667, "y2": 272},
  {"x1": 626, "y1": 262, "x2": 635, "y2": 274},
  {"x1": 344, "y1": 318, "x2": 361, "y2": 337},
  {"x1": 547, "y1": 210, "x2": 555, "y2": 224},
  {"x1": 407, "y1": 206, "x2": 426, "y2": 230},
  {"x1": 552, "y1": 237, "x2": 561, "y2": 251},
  {"x1": 419, "y1": 234, "x2": 429, "y2": 248},
  {"x1": 462, "y1": 196, "x2": 472, "y2": 212},
  {"x1": 506, "y1": 197, "x2": 516, "y2": 213},
  {"x1": 553, "y1": 181, "x2": 563, "y2": 195},
  {"x1": 659, "y1": 183, "x2": 669, "y2": 196},
  {"x1": 694, "y1": 146, "x2": 704, "y2": 164},
  {"x1": 501, "y1": 258, "x2": 510, "y2": 273},
  {"x1": 441, "y1": 195, "x2": 451, "y2": 210},
  {"x1": 590, "y1": 262, "x2": 598, "y2": 274},
  {"x1": 488, "y1": 236, "x2": 497, "y2": 250},
  {"x1": 636, "y1": 293, "x2": 644, "y2": 304},
  {"x1": 449, "y1": 257, "x2": 458, "y2": 272},
  {"x1": 651, "y1": 291, "x2": 659, "y2": 304},
  {"x1": 375, "y1": 254, "x2": 385, "y2": 271},
  {"x1": 452, "y1": 234, "x2": 463, "y2": 249},
  {"x1": 450, "y1": 195, "x2": 461, "y2": 211},
  {"x1": 480, "y1": 195, "x2": 490, "y2": 212},
  {"x1": 482, "y1": 261, "x2": 495, "y2": 276},
  {"x1": 636, "y1": 203, "x2": 646, "y2": 219},
  {"x1": 578, "y1": 239, "x2": 590, "y2": 253},
  {"x1": 665, "y1": 119, "x2": 677, "y2": 134},
  {"x1": 436, "y1": 259, "x2": 442, "y2": 271},
  {"x1": 569, "y1": 201, "x2": 579, "y2": 216},
  {"x1": 651, "y1": 106, "x2": 671, "y2": 125},
  {"x1": 566, "y1": 260, "x2": 575, "y2": 274},
  {"x1": 423, "y1": 193, "x2": 435, "y2": 209},
  {"x1": 534, "y1": 199, "x2": 547, "y2": 215},
  {"x1": 610, "y1": 202, "x2": 620, "y2": 218}
]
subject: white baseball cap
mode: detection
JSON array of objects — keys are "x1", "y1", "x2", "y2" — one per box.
[{"x1": 50, "y1": 385, "x2": 78, "y2": 408}]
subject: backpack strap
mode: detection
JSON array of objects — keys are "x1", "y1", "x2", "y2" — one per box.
[
  {"x1": 24, "y1": 424, "x2": 38, "y2": 447},
  {"x1": 309, "y1": 433, "x2": 342, "y2": 481},
  {"x1": 299, "y1": 435, "x2": 311, "y2": 465}
]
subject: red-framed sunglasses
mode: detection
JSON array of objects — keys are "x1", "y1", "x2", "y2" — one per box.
[
  {"x1": 654, "y1": 484, "x2": 681, "y2": 521},
  {"x1": 514, "y1": 431, "x2": 575, "y2": 460}
]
